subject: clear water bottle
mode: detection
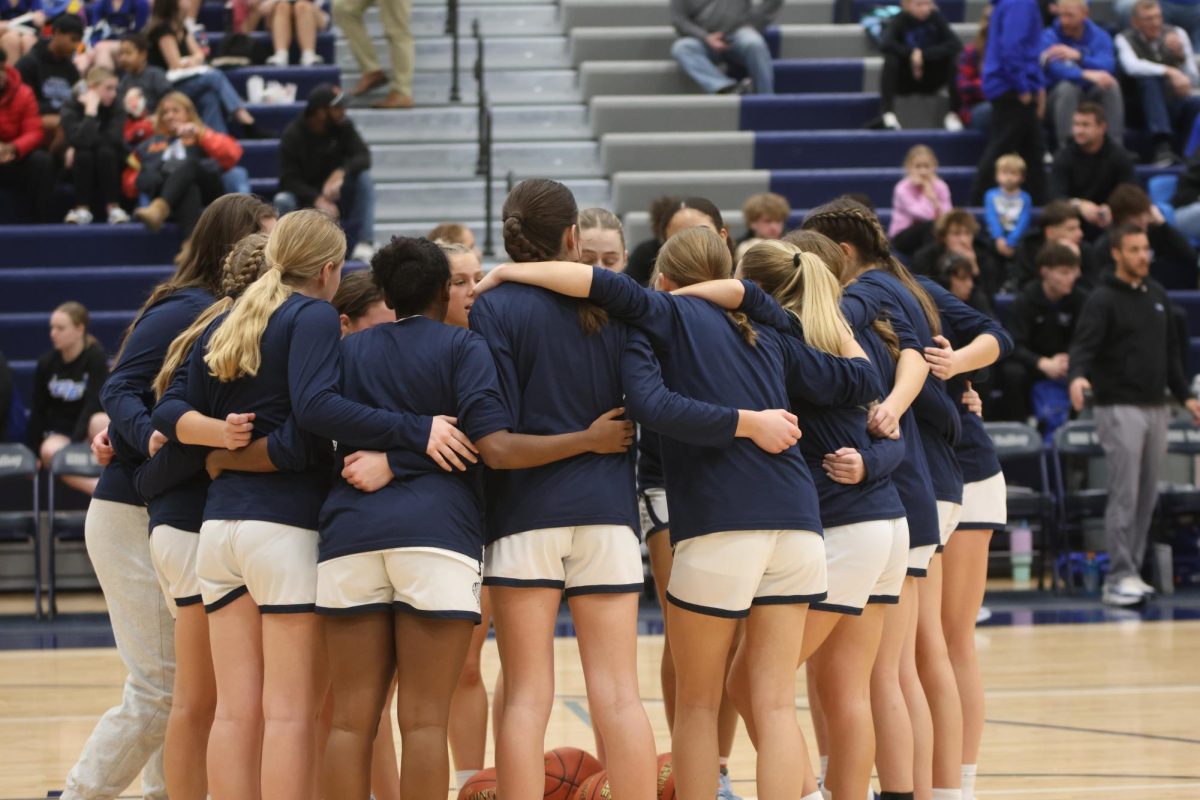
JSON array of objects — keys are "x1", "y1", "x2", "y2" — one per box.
[{"x1": 1011, "y1": 520, "x2": 1033, "y2": 586}]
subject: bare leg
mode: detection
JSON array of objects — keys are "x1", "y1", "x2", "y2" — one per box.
[
  {"x1": 491, "y1": 587, "x2": 559, "y2": 798},
  {"x1": 261, "y1": 613, "x2": 326, "y2": 800},
  {"x1": 394, "y1": 613, "x2": 475, "y2": 799},
  {"x1": 163, "y1": 603, "x2": 216, "y2": 800},
  {"x1": 206, "y1": 593, "x2": 263, "y2": 799},
  {"x1": 900, "y1": 578, "x2": 933, "y2": 800},
  {"x1": 294, "y1": 0, "x2": 319, "y2": 53},
  {"x1": 371, "y1": 675, "x2": 401, "y2": 800},
  {"x1": 42, "y1": 434, "x2": 98, "y2": 495},
  {"x1": 449, "y1": 589, "x2": 491, "y2": 777},
  {"x1": 942, "y1": 532, "x2": 992, "y2": 786},
  {"x1": 646, "y1": 530, "x2": 676, "y2": 727},
  {"x1": 570, "y1": 592, "x2": 656, "y2": 800},
  {"x1": 917, "y1": 555, "x2": 964, "y2": 793},
  {"x1": 810, "y1": 605, "x2": 885, "y2": 800},
  {"x1": 717, "y1": 623, "x2": 742, "y2": 769},
  {"x1": 322, "y1": 611, "x2": 394, "y2": 800},
  {"x1": 873, "y1": 579, "x2": 915, "y2": 795},
  {"x1": 741, "y1": 604, "x2": 808, "y2": 800},
  {"x1": 270, "y1": 4, "x2": 292, "y2": 53}
]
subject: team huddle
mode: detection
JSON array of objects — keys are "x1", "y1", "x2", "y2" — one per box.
[{"x1": 77, "y1": 178, "x2": 1011, "y2": 800}]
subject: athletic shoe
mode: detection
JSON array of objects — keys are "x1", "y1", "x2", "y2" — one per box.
[
  {"x1": 1101, "y1": 577, "x2": 1146, "y2": 606},
  {"x1": 107, "y1": 207, "x2": 131, "y2": 224},
  {"x1": 734, "y1": 77, "x2": 754, "y2": 95},
  {"x1": 351, "y1": 242, "x2": 377, "y2": 262},
  {"x1": 1131, "y1": 576, "x2": 1156, "y2": 596},
  {"x1": 64, "y1": 208, "x2": 93, "y2": 225},
  {"x1": 1152, "y1": 141, "x2": 1182, "y2": 167},
  {"x1": 943, "y1": 111, "x2": 964, "y2": 131},
  {"x1": 300, "y1": 51, "x2": 324, "y2": 66},
  {"x1": 266, "y1": 50, "x2": 289, "y2": 66},
  {"x1": 882, "y1": 111, "x2": 901, "y2": 130},
  {"x1": 717, "y1": 771, "x2": 743, "y2": 800},
  {"x1": 976, "y1": 605, "x2": 992, "y2": 624}
]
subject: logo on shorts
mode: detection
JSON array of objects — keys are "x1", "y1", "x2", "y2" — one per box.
[{"x1": 472, "y1": 581, "x2": 481, "y2": 603}]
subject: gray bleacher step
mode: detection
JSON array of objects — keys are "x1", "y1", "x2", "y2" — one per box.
[
  {"x1": 590, "y1": 95, "x2": 741, "y2": 134},
  {"x1": 336, "y1": 34, "x2": 571, "y2": 71},
  {"x1": 569, "y1": 23, "x2": 976, "y2": 63},
  {"x1": 400, "y1": 4, "x2": 562, "y2": 36},
  {"x1": 369, "y1": 141, "x2": 601, "y2": 180},
  {"x1": 562, "y1": 0, "x2": 848, "y2": 28},
  {"x1": 601, "y1": 132, "x2": 754, "y2": 172},
  {"x1": 349, "y1": 105, "x2": 591, "y2": 143},
  {"x1": 344, "y1": 68, "x2": 582, "y2": 105},
  {"x1": 374, "y1": 177, "x2": 610, "y2": 220},
  {"x1": 580, "y1": 58, "x2": 884, "y2": 97}
]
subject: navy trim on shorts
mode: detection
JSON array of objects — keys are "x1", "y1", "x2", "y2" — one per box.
[
  {"x1": 563, "y1": 582, "x2": 645, "y2": 598},
  {"x1": 906, "y1": 567, "x2": 928, "y2": 578},
  {"x1": 955, "y1": 521, "x2": 1006, "y2": 532},
  {"x1": 174, "y1": 594, "x2": 203, "y2": 608},
  {"x1": 315, "y1": 602, "x2": 394, "y2": 617},
  {"x1": 752, "y1": 591, "x2": 829, "y2": 607},
  {"x1": 641, "y1": 494, "x2": 668, "y2": 535},
  {"x1": 393, "y1": 600, "x2": 481, "y2": 623},
  {"x1": 259, "y1": 603, "x2": 317, "y2": 614},
  {"x1": 665, "y1": 590, "x2": 749, "y2": 619},
  {"x1": 811, "y1": 601, "x2": 865, "y2": 616},
  {"x1": 204, "y1": 584, "x2": 249, "y2": 614},
  {"x1": 867, "y1": 593, "x2": 901, "y2": 605},
  {"x1": 482, "y1": 577, "x2": 566, "y2": 590}
]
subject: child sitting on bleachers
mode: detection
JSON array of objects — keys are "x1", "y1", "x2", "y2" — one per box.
[
  {"x1": 61, "y1": 66, "x2": 129, "y2": 224},
  {"x1": 879, "y1": 0, "x2": 963, "y2": 130},
  {"x1": 890, "y1": 143, "x2": 952, "y2": 255},
  {"x1": 739, "y1": 191, "x2": 790, "y2": 242},
  {"x1": 234, "y1": 0, "x2": 328, "y2": 66},
  {"x1": 984, "y1": 153, "x2": 1032, "y2": 260}
]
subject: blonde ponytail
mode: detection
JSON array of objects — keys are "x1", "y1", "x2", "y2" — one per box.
[
  {"x1": 202, "y1": 210, "x2": 345, "y2": 383},
  {"x1": 738, "y1": 240, "x2": 848, "y2": 355}
]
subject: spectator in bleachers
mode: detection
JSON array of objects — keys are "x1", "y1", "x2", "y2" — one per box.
[
  {"x1": 958, "y1": 4, "x2": 992, "y2": 130},
  {"x1": 0, "y1": 46, "x2": 52, "y2": 221},
  {"x1": 935, "y1": 248, "x2": 996, "y2": 315},
  {"x1": 1171, "y1": 146, "x2": 1200, "y2": 238},
  {"x1": 889, "y1": 143, "x2": 951, "y2": 255},
  {"x1": 1049, "y1": 101, "x2": 1136, "y2": 230},
  {"x1": 335, "y1": 0, "x2": 413, "y2": 108},
  {"x1": 984, "y1": 152, "x2": 1033, "y2": 260},
  {"x1": 1012, "y1": 199, "x2": 1099, "y2": 287},
  {"x1": 274, "y1": 83, "x2": 376, "y2": 260},
  {"x1": 235, "y1": 0, "x2": 328, "y2": 66},
  {"x1": 1, "y1": 0, "x2": 44, "y2": 63},
  {"x1": 145, "y1": 0, "x2": 259, "y2": 134},
  {"x1": 16, "y1": 12, "x2": 81, "y2": 152},
  {"x1": 1042, "y1": 0, "x2": 1125, "y2": 151},
  {"x1": 668, "y1": 0, "x2": 777, "y2": 95},
  {"x1": 26, "y1": 301, "x2": 109, "y2": 495},
  {"x1": 578, "y1": 207, "x2": 628, "y2": 272},
  {"x1": 115, "y1": 33, "x2": 169, "y2": 115},
  {"x1": 739, "y1": 191, "x2": 789, "y2": 243},
  {"x1": 80, "y1": 0, "x2": 150, "y2": 73},
  {"x1": 626, "y1": 194, "x2": 678, "y2": 286},
  {"x1": 1093, "y1": 182, "x2": 1197, "y2": 285},
  {"x1": 879, "y1": 0, "x2": 963, "y2": 131},
  {"x1": 970, "y1": 0, "x2": 1047, "y2": 205},
  {"x1": 913, "y1": 208, "x2": 1003, "y2": 296},
  {"x1": 428, "y1": 221, "x2": 481, "y2": 259},
  {"x1": 61, "y1": 66, "x2": 128, "y2": 224},
  {"x1": 1117, "y1": 0, "x2": 1200, "y2": 166},
  {"x1": 1068, "y1": 224, "x2": 1200, "y2": 605},
  {"x1": 126, "y1": 89, "x2": 242, "y2": 233},
  {"x1": 999, "y1": 241, "x2": 1086, "y2": 421}
]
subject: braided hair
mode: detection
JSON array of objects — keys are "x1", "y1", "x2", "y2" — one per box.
[
  {"x1": 153, "y1": 232, "x2": 272, "y2": 397},
  {"x1": 801, "y1": 198, "x2": 941, "y2": 337},
  {"x1": 502, "y1": 178, "x2": 609, "y2": 334}
]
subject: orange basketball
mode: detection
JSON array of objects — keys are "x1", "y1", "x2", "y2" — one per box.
[
  {"x1": 544, "y1": 747, "x2": 604, "y2": 799},
  {"x1": 656, "y1": 752, "x2": 676, "y2": 800},
  {"x1": 458, "y1": 768, "x2": 498, "y2": 800},
  {"x1": 573, "y1": 770, "x2": 611, "y2": 800}
]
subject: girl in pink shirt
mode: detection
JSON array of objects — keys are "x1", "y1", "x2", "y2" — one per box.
[{"x1": 889, "y1": 144, "x2": 952, "y2": 239}]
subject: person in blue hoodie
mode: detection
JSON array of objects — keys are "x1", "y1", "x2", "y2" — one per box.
[
  {"x1": 970, "y1": 0, "x2": 1047, "y2": 205},
  {"x1": 1042, "y1": 0, "x2": 1125, "y2": 150}
]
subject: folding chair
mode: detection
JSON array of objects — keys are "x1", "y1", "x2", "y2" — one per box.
[
  {"x1": 0, "y1": 444, "x2": 40, "y2": 618},
  {"x1": 984, "y1": 422, "x2": 1056, "y2": 590},
  {"x1": 47, "y1": 443, "x2": 102, "y2": 619},
  {"x1": 1051, "y1": 420, "x2": 1109, "y2": 593}
]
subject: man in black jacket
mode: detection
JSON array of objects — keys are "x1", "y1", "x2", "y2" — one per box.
[
  {"x1": 879, "y1": 0, "x2": 963, "y2": 130},
  {"x1": 274, "y1": 83, "x2": 375, "y2": 260},
  {"x1": 1049, "y1": 101, "x2": 1137, "y2": 234},
  {"x1": 999, "y1": 242, "x2": 1087, "y2": 420},
  {"x1": 15, "y1": 14, "x2": 83, "y2": 154},
  {"x1": 1068, "y1": 224, "x2": 1200, "y2": 605}
]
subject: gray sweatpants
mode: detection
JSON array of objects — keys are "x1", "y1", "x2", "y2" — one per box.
[
  {"x1": 1094, "y1": 404, "x2": 1169, "y2": 586},
  {"x1": 63, "y1": 499, "x2": 175, "y2": 800}
]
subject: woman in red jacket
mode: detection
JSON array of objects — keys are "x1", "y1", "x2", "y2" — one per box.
[
  {"x1": 0, "y1": 48, "x2": 52, "y2": 221},
  {"x1": 125, "y1": 90, "x2": 242, "y2": 234}
]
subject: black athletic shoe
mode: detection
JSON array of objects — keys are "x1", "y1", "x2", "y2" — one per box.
[{"x1": 1152, "y1": 141, "x2": 1183, "y2": 167}]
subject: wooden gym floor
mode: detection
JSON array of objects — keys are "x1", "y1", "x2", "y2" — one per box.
[{"x1": 0, "y1": 598, "x2": 1198, "y2": 799}]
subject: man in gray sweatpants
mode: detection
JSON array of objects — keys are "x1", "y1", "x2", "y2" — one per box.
[{"x1": 1069, "y1": 224, "x2": 1200, "y2": 605}]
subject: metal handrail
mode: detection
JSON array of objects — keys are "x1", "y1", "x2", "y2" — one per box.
[
  {"x1": 482, "y1": 103, "x2": 495, "y2": 257},
  {"x1": 446, "y1": 0, "x2": 461, "y2": 102}
]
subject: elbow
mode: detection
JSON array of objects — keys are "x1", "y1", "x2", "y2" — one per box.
[{"x1": 475, "y1": 439, "x2": 512, "y2": 470}]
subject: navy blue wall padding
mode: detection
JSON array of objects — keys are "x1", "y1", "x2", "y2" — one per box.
[
  {"x1": 0, "y1": 226, "x2": 181, "y2": 269},
  {"x1": 0, "y1": 267, "x2": 173, "y2": 313},
  {"x1": 226, "y1": 66, "x2": 341, "y2": 100},
  {"x1": 206, "y1": 31, "x2": 336, "y2": 63},
  {"x1": 0, "y1": 312, "x2": 136, "y2": 361},
  {"x1": 245, "y1": 102, "x2": 305, "y2": 132},
  {"x1": 239, "y1": 141, "x2": 278, "y2": 178},
  {"x1": 740, "y1": 94, "x2": 878, "y2": 131},
  {"x1": 772, "y1": 60, "x2": 865, "y2": 94},
  {"x1": 198, "y1": 1, "x2": 228, "y2": 30},
  {"x1": 753, "y1": 130, "x2": 986, "y2": 169}
]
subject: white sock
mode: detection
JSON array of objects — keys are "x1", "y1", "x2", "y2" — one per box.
[
  {"x1": 932, "y1": 789, "x2": 962, "y2": 800},
  {"x1": 962, "y1": 764, "x2": 978, "y2": 800},
  {"x1": 455, "y1": 770, "x2": 478, "y2": 788},
  {"x1": 819, "y1": 754, "x2": 829, "y2": 784},
  {"x1": 802, "y1": 792, "x2": 824, "y2": 800}
]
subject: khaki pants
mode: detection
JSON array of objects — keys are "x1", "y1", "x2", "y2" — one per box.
[{"x1": 334, "y1": 0, "x2": 414, "y2": 96}]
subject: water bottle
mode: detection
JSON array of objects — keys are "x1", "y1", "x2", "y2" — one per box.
[
  {"x1": 1010, "y1": 521, "x2": 1033, "y2": 586},
  {"x1": 1082, "y1": 551, "x2": 1101, "y2": 595}
]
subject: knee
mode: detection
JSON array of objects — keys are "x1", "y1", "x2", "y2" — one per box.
[
  {"x1": 670, "y1": 36, "x2": 701, "y2": 59},
  {"x1": 39, "y1": 438, "x2": 63, "y2": 466},
  {"x1": 456, "y1": 659, "x2": 483, "y2": 689}
]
